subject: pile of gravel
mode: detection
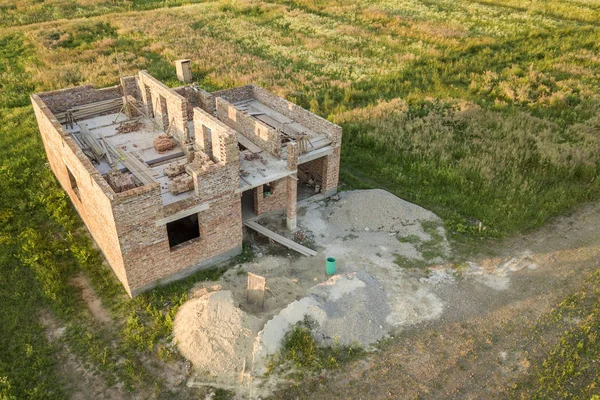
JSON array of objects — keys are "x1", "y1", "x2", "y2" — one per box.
[
  {"x1": 310, "y1": 271, "x2": 390, "y2": 347},
  {"x1": 328, "y1": 189, "x2": 440, "y2": 233},
  {"x1": 252, "y1": 272, "x2": 390, "y2": 373}
]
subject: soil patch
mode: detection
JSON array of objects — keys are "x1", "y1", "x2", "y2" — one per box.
[{"x1": 70, "y1": 274, "x2": 112, "y2": 325}]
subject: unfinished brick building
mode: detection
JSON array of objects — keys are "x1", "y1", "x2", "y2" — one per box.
[{"x1": 31, "y1": 70, "x2": 342, "y2": 296}]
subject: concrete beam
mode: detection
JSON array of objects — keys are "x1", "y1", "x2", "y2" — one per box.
[{"x1": 155, "y1": 202, "x2": 210, "y2": 226}]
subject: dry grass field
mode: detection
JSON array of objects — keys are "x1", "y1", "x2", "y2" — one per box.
[{"x1": 1, "y1": 0, "x2": 599, "y2": 398}]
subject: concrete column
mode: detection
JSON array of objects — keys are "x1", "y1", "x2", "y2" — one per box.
[
  {"x1": 286, "y1": 142, "x2": 299, "y2": 231},
  {"x1": 286, "y1": 176, "x2": 297, "y2": 230}
]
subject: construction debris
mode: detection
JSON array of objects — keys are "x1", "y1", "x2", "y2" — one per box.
[
  {"x1": 164, "y1": 160, "x2": 187, "y2": 178},
  {"x1": 106, "y1": 170, "x2": 136, "y2": 193},
  {"x1": 153, "y1": 135, "x2": 176, "y2": 153},
  {"x1": 55, "y1": 98, "x2": 123, "y2": 125},
  {"x1": 117, "y1": 120, "x2": 143, "y2": 134},
  {"x1": 244, "y1": 152, "x2": 261, "y2": 161},
  {"x1": 169, "y1": 173, "x2": 194, "y2": 194}
]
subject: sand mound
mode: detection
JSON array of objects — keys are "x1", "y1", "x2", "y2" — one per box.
[
  {"x1": 173, "y1": 290, "x2": 262, "y2": 384},
  {"x1": 328, "y1": 189, "x2": 439, "y2": 233}
]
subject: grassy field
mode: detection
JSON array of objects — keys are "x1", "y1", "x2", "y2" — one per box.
[{"x1": 1, "y1": 0, "x2": 599, "y2": 398}]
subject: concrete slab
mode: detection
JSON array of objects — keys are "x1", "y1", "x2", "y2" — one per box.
[
  {"x1": 64, "y1": 113, "x2": 193, "y2": 205},
  {"x1": 239, "y1": 150, "x2": 293, "y2": 192}
]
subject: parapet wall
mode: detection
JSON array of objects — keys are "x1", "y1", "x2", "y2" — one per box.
[
  {"x1": 212, "y1": 85, "x2": 253, "y2": 105},
  {"x1": 31, "y1": 93, "x2": 131, "y2": 290}
]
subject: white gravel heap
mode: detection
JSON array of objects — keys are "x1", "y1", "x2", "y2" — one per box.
[{"x1": 327, "y1": 189, "x2": 439, "y2": 233}]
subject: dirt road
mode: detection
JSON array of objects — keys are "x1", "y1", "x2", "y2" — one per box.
[{"x1": 271, "y1": 202, "x2": 600, "y2": 399}]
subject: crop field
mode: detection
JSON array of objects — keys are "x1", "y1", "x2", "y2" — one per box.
[{"x1": 1, "y1": 0, "x2": 599, "y2": 398}]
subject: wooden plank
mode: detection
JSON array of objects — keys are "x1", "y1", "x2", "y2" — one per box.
[
  {"x1": 247, "y1": 272, "x2": 266, "y2": 309},
  {"x1": 233, "y1": 99, "x2": 255, "y2": 107},
  {"x1": 79, "y1": 125, "x2": 106, "y2": 159},
  {"x1": 254, "y1": 114, "x2": 280, "y2": 130},
  {"x1": 124, "y1": 152, "x2": 156, "y2": 185},
  {"x1": 101, "y1": 137, "x2": 155, "y2": 185},
  {"x1": 238, "y1": 134, "x2": 263, "y2": 154},
  {"x1": 249, "y1": 101, "x2": 294, "y2": 124},
  {"x1": 55, "y1": 98, "x2": 123, "y2": 123},
  {"x1": 244, "y1": 221, "x2": 317, "y2": 256}
]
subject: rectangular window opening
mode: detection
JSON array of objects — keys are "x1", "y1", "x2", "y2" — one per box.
[
  {"x1": 66, "y1": 166, "x2": 81, "y2": 201},
  {"x1": 167, "y1": 213, "x2": 200, "y2": 248},
  {"x1": 263, "y1": 183, "x2": 273, "y2": 198}
]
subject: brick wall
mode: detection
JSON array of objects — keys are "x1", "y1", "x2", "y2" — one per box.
[
  {"x1": 212, "y1": 85, "x2": 253, "y2": 104},
  {"x1": 253, "y1": 178, "x2": 288, "y2": 215},
  {"x1": 192, "y1": 162, "x2": 240, "y2": 203},
  {"x1": 251, "y1": 85, "x2": 342, "y2": 146},
  {"x1": 173, "y1": 86, "x2": 196, "y2": 121},
  {"x1": 300, "y1": 157, "x2": 324, "y2": 179},
  {"x1": 138, "y1": 71, "x2": 190, "y2": 142},
  {"x1": 31, "y1": 94, "x2": 131, "y2": 290},
  {"x1": 122, "y1": 76, "x2": 141, "y2": 102},
  {"x1": 173, "y1": 85, "x2": 216, "y2": 119},
  {"x1": 116, "y1": 192, "x2": 243, "y2": 293},
  {"x1": 321, "y1": 147, "x2": 341, "y2": 194},
  {"x1": 215, "y1": 97, "x2": 281, "y2": 157},
  {"x1": 193, "y1": 107, "x2": 238, "y2": 165},
  {"x1": 38, "y1": 85, "x2": 122, "y2": 115}
]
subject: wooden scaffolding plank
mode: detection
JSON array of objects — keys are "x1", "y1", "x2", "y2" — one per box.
[
  {"x1": 79, "y1": 125, "x2": 106, "y2": 159},
  {"x1": 100, "y1": 136, "x2": 155, "y2": 185},
  {"x1": 244, "y1": 221, "x2": 317, "y2": 256},
  {"x1": 238, "y1": 134, "x2": 263, "y2": 154}
]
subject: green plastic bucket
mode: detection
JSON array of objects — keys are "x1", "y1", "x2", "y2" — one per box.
[{"x1": 326, "y1": 257, "x2": 337, "y2": 276}]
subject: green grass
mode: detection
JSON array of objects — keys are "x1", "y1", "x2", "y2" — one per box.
[
  {"x1": 395, "y1": 220, "x2": 448, "y2": 269},
  {"x1": 510, "y1": 270, "x2": 600, "y2": 399},
  {"x1": 0, "y1": 0, "x2": 210, "y2": 28},
  {"x1": 0, "y1": 103, "x2": 253, "y2": 397},
  {"x1": 267, "y1": 319, "x2": 364, "y2": 377},
  {"x1": 1, "y1": 0, "x2": 600, "y2": 397}
]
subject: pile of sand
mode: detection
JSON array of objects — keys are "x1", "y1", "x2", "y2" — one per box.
[
  {"x1": 175, "y1": 272, "x2": 393, "y2": 380},
  {"x1": 173, "y1": 290, "x2": 262, "y2": 385}
]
